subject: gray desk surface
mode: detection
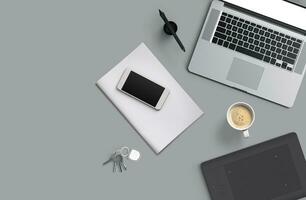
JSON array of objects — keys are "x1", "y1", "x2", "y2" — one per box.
[{"x1": 1, "y1": 0, "x2": 306, "y2": 199}]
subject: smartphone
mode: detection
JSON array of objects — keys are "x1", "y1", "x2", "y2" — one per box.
[{"x1": 117, "y1": 69, "x2": 170, "y2": 110}]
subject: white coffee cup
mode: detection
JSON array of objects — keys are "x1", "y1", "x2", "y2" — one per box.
[{"x1": 226, "y1": 102, "x2": 255, "y2": 138}]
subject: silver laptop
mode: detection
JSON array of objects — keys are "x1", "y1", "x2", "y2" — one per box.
[{"x1": 188, "y1": 0, "x2": 306, "y2": 107}]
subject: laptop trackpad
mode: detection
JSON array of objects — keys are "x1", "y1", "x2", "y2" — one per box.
[{"x1": 227, "y1": 58, "x2": 264, "y2": 90}]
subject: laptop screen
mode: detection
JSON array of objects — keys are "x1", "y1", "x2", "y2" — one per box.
[
  {"x1": 225, "y1": 0, "x2": 306, "y2": 31},
  {"x1": 285, "y1": 0, "x2": 306, "y2": 8}
]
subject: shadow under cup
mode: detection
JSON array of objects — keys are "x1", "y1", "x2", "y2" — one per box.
[{"x1": 226, "y1": 102, "x2": 255, "y2": 138}]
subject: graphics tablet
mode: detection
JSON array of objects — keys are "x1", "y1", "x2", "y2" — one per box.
[{"x1": 201, "y1": 132, "x2": 306, "y2": 200}]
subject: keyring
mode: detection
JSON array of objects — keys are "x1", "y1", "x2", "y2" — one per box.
[{"x1": 119, "y1": 146, "x2": 130, "y2": 157}]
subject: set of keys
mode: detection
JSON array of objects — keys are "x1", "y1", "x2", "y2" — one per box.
[{"x1": 103, "y1": 146, "x2": 141, "y2": 173}]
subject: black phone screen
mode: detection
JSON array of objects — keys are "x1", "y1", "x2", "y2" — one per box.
[{"x1": 121, "y1": 71, "x2": 165, "y2": 107}]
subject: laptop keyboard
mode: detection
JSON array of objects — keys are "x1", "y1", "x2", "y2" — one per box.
[{"x1": 212, "y1": 12, "x2": 303, "y2": 72}]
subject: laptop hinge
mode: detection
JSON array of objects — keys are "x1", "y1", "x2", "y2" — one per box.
[{"x1": 223, "y1": 1, "x2": 306, "y2": 36}]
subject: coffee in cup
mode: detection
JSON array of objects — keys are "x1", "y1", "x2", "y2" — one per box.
[{"x1": 226, "y1": 102, "x2": 255, "y2": 137}]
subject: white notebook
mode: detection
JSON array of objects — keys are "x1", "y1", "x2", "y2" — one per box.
[{"x1": 97, "y1": 43, "x2": 203, "y2": 153}]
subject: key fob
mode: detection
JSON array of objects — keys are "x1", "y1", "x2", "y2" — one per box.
[{"x1": 128, "y1": 149, "x2": 141, "y2": 161}]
